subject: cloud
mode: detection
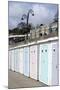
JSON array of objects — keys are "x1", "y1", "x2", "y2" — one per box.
[
  {"x1": 29, "y1": 4, "x2": 55, "y2": 26},
  {"x1": 8, "y1": 2, "x2": 32, "y2": 29},
  {"x1": 8, "y1": 2, "x2": 58, "y2": 29}
]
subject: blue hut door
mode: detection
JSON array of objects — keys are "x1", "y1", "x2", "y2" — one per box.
[
  {"x1": 39, "y1": 44, "x2": 48, "y2": 84},
  {"x1": 24, "y1": 47, "x2": 29, "y2": 77}
]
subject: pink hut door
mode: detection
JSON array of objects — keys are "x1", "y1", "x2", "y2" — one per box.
[{"x1": 30, "y1": 45, "x2": 38, "y2": 80}]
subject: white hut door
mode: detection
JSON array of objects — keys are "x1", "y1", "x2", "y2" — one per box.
[{"x1": 52, "y1": 41, "x2": 59, "y2": 85}]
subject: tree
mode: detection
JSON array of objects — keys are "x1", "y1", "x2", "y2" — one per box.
[
  {"x1": 17, "y1": 22, "x2": 34, "y2": 34},
  {"x1": 54, "y1": 12, "x2": 58, "y2": 22},
  {"x1": 9, "y1": 22, "x2": 34, "y2": 35},
  {"x1": 9, "y1": 29, "x2": 12, "y2": 34},
  {"x1": 17, "y1": 22, "x2": 26, "y2": 29}
]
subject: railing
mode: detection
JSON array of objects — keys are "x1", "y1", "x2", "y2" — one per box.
[
  {"x1": 9, "y1": 28, "x2": 58, "y2": 47},
  {"x1": 9, "y1": 36, "x2": 59, "y2": 50}
]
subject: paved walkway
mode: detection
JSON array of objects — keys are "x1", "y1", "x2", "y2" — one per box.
[{"x1": 8, "y1": 70, "x2": 48, "y2": 89}]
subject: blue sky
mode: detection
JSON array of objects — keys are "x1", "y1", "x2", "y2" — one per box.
[{"x1": 8, "y1": 1, "x2": 58, "y2": 29}]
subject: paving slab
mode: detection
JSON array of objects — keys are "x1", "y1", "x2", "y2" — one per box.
[{"x1": 8, "y1": 70, "x2": 48, "y2": 89}]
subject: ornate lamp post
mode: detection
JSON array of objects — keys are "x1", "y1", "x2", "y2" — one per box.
[{"x1": 21, "y1": 9, "x2": 34, "y2": 31}]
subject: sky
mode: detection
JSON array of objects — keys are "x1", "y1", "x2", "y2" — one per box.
[{"x1": 8, "y1": 1, "x2": 58, "y2": 29}]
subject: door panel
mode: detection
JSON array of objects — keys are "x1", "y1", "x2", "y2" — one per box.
[
  {"x1": 52, "y1": 41, "x2": 59, "y2": 85},
  {"x1": 8, "y1": 50, "x2": 12, "y2": 70},
  {"x1": 19, "y1": 48, "x2": 23, "y2": 74},
  {"x1": 48, "y1": 43, "x2": 52, "y2": 85},
  {"x1": 9, "y1": 50, "x2": 15, "y2": 71},
  {"x1": 43, "y1": 44, "x2": 48, "y2": 84},
  {"x1": 24, "y1": 47, "x2": 29, "y2": 77},
  {"x1": 11, "y1": 50, "x2": 14, "y2": 71},
  {"x1": 16, "y1": 49, "x2": 19, "y2": 72},
  {"x1": 14, "y1": 49, "x2": 17, "y2": 72},
  {"x1": 30, "y1": 45, "x2": 37, "y2": 80},
  {"x1": 30, "y1": 47, "x2": 33, "y2": 77},
  {"x1": 39, "y1": 44, "x2": 44, "y2": 81}
]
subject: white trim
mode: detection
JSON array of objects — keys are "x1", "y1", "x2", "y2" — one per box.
[{"x1": 9, "y1": 35, "x2": 26, "y2": 38}]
